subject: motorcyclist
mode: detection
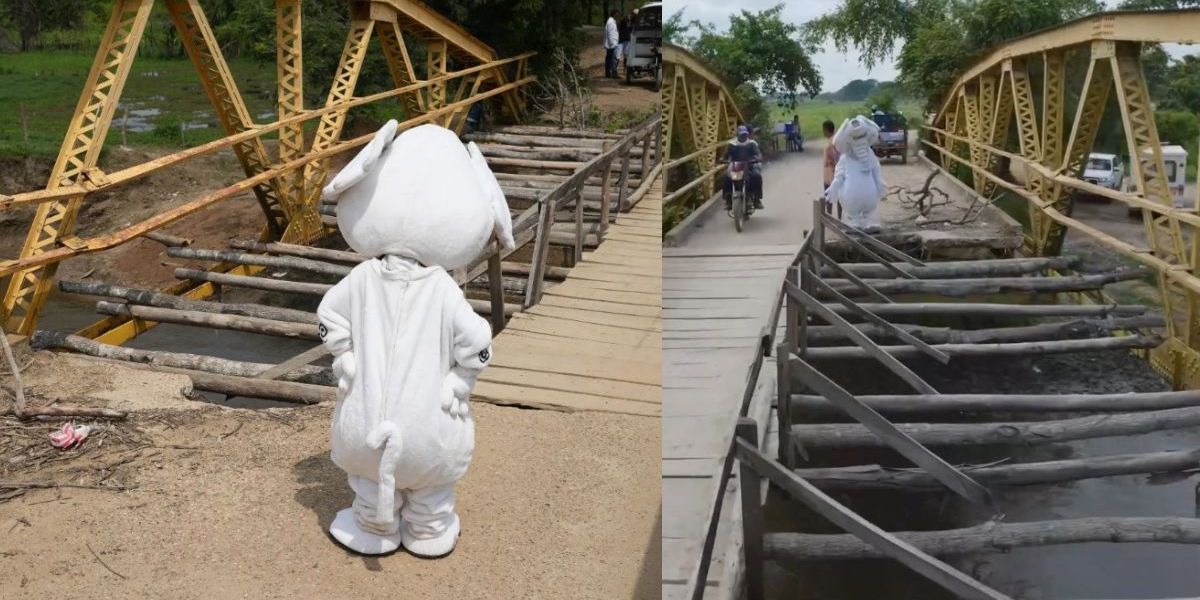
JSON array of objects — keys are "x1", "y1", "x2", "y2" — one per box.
[{"x1": 722, "y1": 125, "x2": 764, "y2": 212}]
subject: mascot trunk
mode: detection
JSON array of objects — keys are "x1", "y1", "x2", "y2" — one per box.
[{"x1": 316, "y1": 121, "x2": 514, "y2": 557}]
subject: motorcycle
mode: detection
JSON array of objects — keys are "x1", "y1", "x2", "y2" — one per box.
[{"x1": 727, "y1": 160, "x2": 760, "y2": 233}]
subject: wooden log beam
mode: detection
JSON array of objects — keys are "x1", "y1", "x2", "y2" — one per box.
[
  {"x1": 764, "y1": 517, "x2": 1200, "y2": 561},
  {"x1": 824, "y1": 302, "x2": 1147, "y2": 319},
  {"x1": 789, "y1": 390, "x2": 1200, "y2": 417},
  {"x1": 31, "y1": 331, "x2": 333, "y2": 385},
  {"x1": 818, "y1": 256, "x2": 1080, "y2": 280},
  {"x1": 59, "y1": 280, "x2": 318, "y2": 324},
  {"x1": 819, "y1": 270, "x2": 1148, "y2": 298},
  {"x1": 175, "y1": 267, "x2": 331, "y2": 296},
  {"x1": 166, "y1": 247, "x2": 351, "y2": 277},
  {"x1": 141, "y1": 231, "x2": 192, "y2": 247},
  {"x1": 94, "y1": 302, "x2": 319, "y2": 340},
  {"x1": 790, "y1": 405, "x2": 1200, "y2": 448},
  {"x1": 173, "y1": 268, "x2": 521, "y2": 316},
  {"x1": 228, "y1": 240, "x2": 364, "y2": 265},
  {"x1": 465, "y1": 131, "x2": 615, "y2": 148},
  {"x1": 488, "y1": 125, "x2": 625, "y2": 139},
  {"x1": 792, "y1": 448, "x2": 1200, "y2": 490},
  {"x1": 804, "y1": 316, "x2": 1162, "y2": 346},
  {"x1": 797, "y1": 335, "x2": 1161, "y2": 361}
]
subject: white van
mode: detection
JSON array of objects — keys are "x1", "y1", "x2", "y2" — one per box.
[
  {"x1": 1126, "y1": 144, "x2": 1189, "y2": 217},
  {"x1": 1083, "y1": 152, "x2": 1123, "y2": 192},
  {"x1": 625, "y1": 2, "x2": 662, "y2": 90}
]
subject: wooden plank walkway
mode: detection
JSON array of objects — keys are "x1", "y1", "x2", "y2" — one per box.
[
  {"x1": 473, "y1": 179, "x2": 662, "y2": 417},
  {"x1": 662, "y1": 244, "x2": 798, "y2": 600}
]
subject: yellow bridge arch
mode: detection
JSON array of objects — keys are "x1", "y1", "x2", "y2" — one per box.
[
  {"x1": 662, "y1": 43, "x2": 744, "y2": 209},
  {"x1": 922, "y1": 8, "x2": 1200, "y2": 387}
]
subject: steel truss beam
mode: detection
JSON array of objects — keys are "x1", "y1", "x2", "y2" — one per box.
[{"x1": 1, "y1": 0, "x2": 154, "y2": 335}]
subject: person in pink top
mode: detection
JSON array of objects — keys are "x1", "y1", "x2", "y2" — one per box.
[{"x1": 822, "y1": 119, "x2": 842, "y2": 219}]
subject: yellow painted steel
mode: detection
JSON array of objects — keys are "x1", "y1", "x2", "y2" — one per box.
[
  {"x1": 2, "y1": 0, "x2": 155, "y2": 336},
  {"x1": 661, "y1": 43, "x2": 745, "y2": 206},
  {"x1": 924, "y1": 9, "x2": 1200, "y2": 388},
  {"x1": 0, "y1": 0, "x2": 536, "y2": 339}
]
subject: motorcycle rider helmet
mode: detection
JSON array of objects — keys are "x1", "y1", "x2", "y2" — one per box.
[{"x1": 736, "y1": 125, "x2": 749, "y2": 142}]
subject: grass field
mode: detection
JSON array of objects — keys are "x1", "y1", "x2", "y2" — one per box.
[
  {"x1": 0, "y1": 51, "x2": 289, "y2": 160},
  {"x1": 769, "y1": 99, "x2": 924, "y2": 144}
]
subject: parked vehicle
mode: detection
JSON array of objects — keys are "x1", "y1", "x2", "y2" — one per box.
[
  {"x1": 625, "y1": 2, "x2": 662, "y2": 90},
  {"x1": 1083, "y1": 152, "x2": 1124, "y2": 197},
  {"x1": 870, "y1": 110, "x2": 908, "y2": 163},
  {"x1": 1126, "y1": 144, "x2": 1189, "y2": 218}
]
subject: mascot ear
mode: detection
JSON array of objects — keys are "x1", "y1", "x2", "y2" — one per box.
[
  {"x1": 321, "y1": 119, "x2": 399, "y2": 202},
  {"x1": 833, "y1": 118, "x2": 852, "y2": 153},
  {"x1": 467, "y1": 141, "x2": 515, "y2": 250}
]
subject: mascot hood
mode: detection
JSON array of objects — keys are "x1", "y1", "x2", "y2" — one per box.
[
  {"x1": 320, "y1": 121, "x2": 515, "y2": 270},
  {"x1": 833, "y1": 115, "x2": 881, "y2": 165}
]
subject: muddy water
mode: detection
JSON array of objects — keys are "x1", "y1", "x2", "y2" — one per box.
[
  {"x1": 37, "y1": 291, "x2": 321, "y2": 409},
  {"x1": 766, "y1": 345, "x2": 1200, "y2": 599}
]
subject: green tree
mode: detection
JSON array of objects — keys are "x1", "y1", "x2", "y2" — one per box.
[
  {"x1": 688, "y1": 5, "x2": 822, "y2": 103},
  {"x1": 664, "y1": 8, "x2": 687, "y2": 44},
  {"x1": 808, "y1": 0, "x2": 1100, "y2": 108},
  {"x1": 1160, "y1": 55, "x2": 1200, "y2": 112}
]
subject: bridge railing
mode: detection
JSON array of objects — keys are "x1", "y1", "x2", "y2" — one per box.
[{"x1": 918, "y1": 10, "x2": 1200, "y2": 389}]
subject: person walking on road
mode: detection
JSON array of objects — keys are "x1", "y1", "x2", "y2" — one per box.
[
  {"x1": 822, "y1": 119, "x2": 843, "y2": 219},
  {"x1": 604, "y1": 10, "x2": 620, "y2": 78}
]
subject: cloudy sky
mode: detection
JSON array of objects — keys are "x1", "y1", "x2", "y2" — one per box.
[{"x1": 669, "y1": 0, "x2": 1197, "y2": 94}]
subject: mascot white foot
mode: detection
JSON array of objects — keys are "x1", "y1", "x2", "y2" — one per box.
[
  {"x1": 825, "y1": 115, "x2": 887, "y2": 234},
  {"x1": 317, "y1": 121, "x2": 514, "y2": 558}
]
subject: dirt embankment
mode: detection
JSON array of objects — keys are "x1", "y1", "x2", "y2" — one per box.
[{"x1": 0, "y1": 147, "x2": 266, "y2": 293}]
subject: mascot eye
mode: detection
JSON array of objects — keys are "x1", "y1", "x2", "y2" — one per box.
[
  {"x1": 319, "y1": 323, "x2": 328, "y2": 339},
  {"x1": 478, "y1": 348, "x2": 490, "y2": 363}
]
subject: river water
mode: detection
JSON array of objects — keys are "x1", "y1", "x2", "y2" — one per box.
[{"x1": 765, "y1": 348, "x2": 1200, "y2": 599}]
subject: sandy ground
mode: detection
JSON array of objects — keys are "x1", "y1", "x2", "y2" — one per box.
[{"x1": 0, "y1": 351, "x2": 660, "y2": 599}]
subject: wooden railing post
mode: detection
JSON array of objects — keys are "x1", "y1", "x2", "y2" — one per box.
[
  {"x1": 572, "y1": 184, "x2": 584, "y2": 265},
  {"x1": 599, "y1": 141, "x2": 613, "y2": 234},
  {"x1": 617, "y1": 147, "x2": 632, "y2": 214},
  {"x1": 524, "y1": 195, "x2": 556, "y2": 308},
  {"x1": 640, "y1": 130, "x2": 651, "y2": 184},
  {"x1": 736, "y1": 417, "x2": 765, "y2": 600},
  {"x1": 487, "y1": 252, "x2": 505, "y2": 333}
]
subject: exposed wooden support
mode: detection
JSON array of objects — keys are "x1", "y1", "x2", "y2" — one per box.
[
  {"x1": 817, "y1": 257, "x2": 1078, "y2": 280},
  {"x1": 789, "y1": 404, "x2": 1200, "y2": 448},
  {"x1": 817, "y1": 271, "x2": 1148, "y2": 298},
  {"x1": 795, "y1": 335, "x2": 1161, "y2": 361},
  {"x1": 765, "y1": 517, "x2": 1200, "y2": 562},
  {"x1": 789, "y1": 390, "x2": 1200, "y2": 417},
  {"x1": 792, "y1": 448, "x2": 1200, "y2": 490},
  {"x1": 94, "y1": 301, "x2": 319, "y2": 340}
]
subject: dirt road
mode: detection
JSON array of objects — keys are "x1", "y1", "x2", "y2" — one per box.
[{"x1": 0, "y1": 357, "x2": 660, "y2": 599}]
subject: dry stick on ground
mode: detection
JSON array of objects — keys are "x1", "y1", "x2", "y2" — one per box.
[
  {"x1": 764, "y1": 517, "x2": 1200, "y2": 561},
  {"x1": 86, "y1": 542, "x2": 127, "y2": 580},
  {"x1": 792, "y1": 447, "x2": 1200, "y2": 490}
]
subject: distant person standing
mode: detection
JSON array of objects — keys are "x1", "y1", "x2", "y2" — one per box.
[
  {"x1": 822, "y1": 119, "x2": 843, "y2": 219},
  {"x1": 617, "y1": 11, "x2": 632, "y2": 70},
  {"x1": 604, "y1": 10, "x2": 620, "y2": 78}
]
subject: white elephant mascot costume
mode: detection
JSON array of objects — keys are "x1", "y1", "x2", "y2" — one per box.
[
  {"x1": 825, "y1": 115, "x2": 887, "y2": 233},
  {"x1": 316, "y1": 120, "x2": 514, "y2": 557}
]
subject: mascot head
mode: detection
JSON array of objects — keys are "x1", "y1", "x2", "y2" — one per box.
[
  {"x1": 320, "y1": 121, "x2": 515, "y2": 270},
  {"x1": 833, "y1": 115, "x2": 881, "y2": 165}
]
